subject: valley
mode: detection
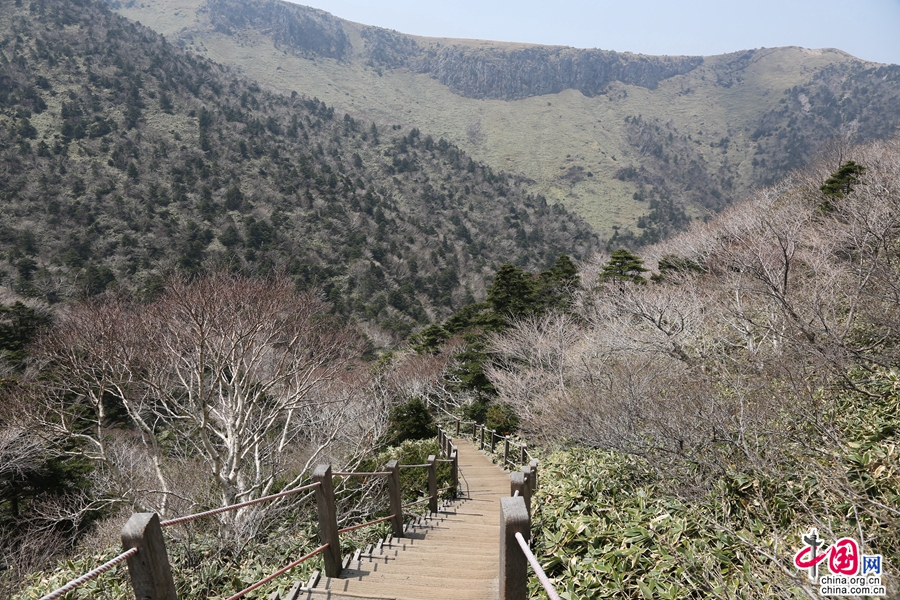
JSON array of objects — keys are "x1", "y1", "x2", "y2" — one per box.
[{"x1": 112, "y1": 0, "x2": 900, "y2": 237}]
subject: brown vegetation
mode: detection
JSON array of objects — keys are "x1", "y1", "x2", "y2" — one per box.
[{"x1": 490, "y1": 136, "x2": 900, "y2": 479}]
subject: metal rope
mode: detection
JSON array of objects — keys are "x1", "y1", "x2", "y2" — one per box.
[
  {"x1": 160, "y1": 482, "x2": 320, "y2": 527},
  {"x1": 337, "y1": 514, "x2": 395, "y2": 534},
  {"x1": 38, "y1": 547, "x2": 138, "y2": 600},
  {"x1": 515, "y1": 532, "x2": 562, "y2": 600},
  {"x1": 224, "y1": 544, "x2": 329, "y2": 600}
]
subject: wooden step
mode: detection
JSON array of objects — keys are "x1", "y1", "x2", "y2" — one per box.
[
  {"x1": 317, "y1": 576, "x2": 498, "y2": 600},
  {"x1": 306, "y1": 439, "x2": 511, "y2": 600}
]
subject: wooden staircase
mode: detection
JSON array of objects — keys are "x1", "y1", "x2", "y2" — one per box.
[{"x1": 277, "y1": 440, "x2": 511, "y2": 600}]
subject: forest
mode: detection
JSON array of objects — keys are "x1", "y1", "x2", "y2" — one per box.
[
  {"x1": 2, "y1": 0, "x2": 900, "y2": 598},
  {"x1": 4, "y1": 140, "x2": 899, "y2": 599}
]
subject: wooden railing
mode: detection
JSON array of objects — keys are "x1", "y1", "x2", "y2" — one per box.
[
  {"x1": 437, "y1": 416, "x2": 531, "y2": 470},
  {"x1": 499, "y1": 460, "x2": 561, "y2": 600},
  {"x1": 38, "y1": 441, "x2": 458, "y2": 600},
  {"x1": 437, "y1": 415, "x2": 558, "y2": 600},
  {"x1": 37, "y1": 414, "x2": 556, "y2": 600}
]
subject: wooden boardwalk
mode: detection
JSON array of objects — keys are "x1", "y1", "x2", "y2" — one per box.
[{"x1": 293, "y1": 440, "x2": 511, "y2": 600}]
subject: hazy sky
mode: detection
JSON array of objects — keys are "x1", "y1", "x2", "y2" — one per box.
[{"x1": 289, "y1": 0, "x2": 900, "y2": 65}]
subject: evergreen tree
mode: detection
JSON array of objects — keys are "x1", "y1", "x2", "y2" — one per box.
[
  {"x1": 535, "y1": 254, "x2": 579, "y2": 310},
  {"x1": 487, "y1": 263, "x2": 536, "y2": 319},
  {"x1": 598, "y1": 249, "x2": 648, "y2": 285},
  {"x1": 820, "y1": 160, "x2": 866, "y2": 211},
  {"x1": 0, "y1": 302, "x2": 52, "y2": 368},
  {"x1": 382, "y1": 397, "x2": 437, "y2": 446}
]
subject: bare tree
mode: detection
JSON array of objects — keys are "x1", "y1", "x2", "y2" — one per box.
[{"x1": 24, "y1": 273, "x2": 372, "y2": 532}]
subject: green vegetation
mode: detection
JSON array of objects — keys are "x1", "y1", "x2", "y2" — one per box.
[
  {"x1": 819, "y1": 160, "x2": 867, "y2": 211},
  {"x1": 597, "y1": 248, "x2": 648, "y2": 285},
  {"x1": 410, "y1": 255, "x2": 581, "y2": 419},
  {"x1": 381, "y1": 397, "x2": 437, "y2": 447},
  {"x1": 0, "y1": 302, "x2": 51, "y2": 368},
  {"x1": 113, "y1": 0, "x2": 900, "y2": 240},
  {"x1": 0, "y1": 0, "x2": 597, "y2": 342},
  {"x1": 531, "y1": 371, "x2": 900, "y2": 598}
]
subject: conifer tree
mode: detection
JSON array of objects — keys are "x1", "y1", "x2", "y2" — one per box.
[
  {"x1": 820, "y1": 160, "x2": 866, "y2": 211},
  {"x1": 598, "y1": 249, "x2": 648, "y2": 284}
]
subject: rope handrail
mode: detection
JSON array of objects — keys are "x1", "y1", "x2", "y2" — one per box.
[
  {"x1": 398, "y1": 463, "x2": 430, "y2": 469},
  {"x1": 38, "y1": 547, "x2": 139, "y2": 600},
  {"x1": 401, "y1": 497, "x2": 431, "y2": 509},
  {"x1": 514, "y1": 532, "x2": 562, "y2": 600},
  {"x1": 224, "y1": 543, "x2": 329, "y2": 600},
  {"x1": 433, "y1": 458, "x2": 454, "y2": 463},
  {"x1": 437, "y1": 485, "x2": 454, "y2": 493},
  {"x1": 160, "y1": 482, "x2": 321, "y2": 527},
  {"x1": 332, "y1": 471, "x2": 391, "y2": 477},
  {"x1": 337, "y1": 514, "x2": 395, "y2": 534}
]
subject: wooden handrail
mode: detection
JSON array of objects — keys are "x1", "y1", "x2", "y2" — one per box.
[
  {"x1": 500, "y1": 458, "x2": 543, "y2": 600},
  {"x1": 88, "y1": 427, "x2": 478, "y2": 600}
]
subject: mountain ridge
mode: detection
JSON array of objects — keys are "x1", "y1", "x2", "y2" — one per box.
[{"x1": 108, "y1": 0, "x2": 900, "y2": 240}]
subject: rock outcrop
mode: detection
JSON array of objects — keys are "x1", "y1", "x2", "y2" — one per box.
[
  {"x1": 409, "y1": 46, "x2": 703, "y2": 100},
  {"x1": 207, "y1": 0, "x2": 350, "y2": 59}
]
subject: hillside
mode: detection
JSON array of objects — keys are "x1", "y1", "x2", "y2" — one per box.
[
  {"x1": 0, "y1": 0, "x2": 598, "y2": 341},
  {"x1": 108, "y1": 0, "x2": 900, "y2": 240}
]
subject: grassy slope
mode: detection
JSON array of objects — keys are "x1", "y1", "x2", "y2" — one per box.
[{"x1": 112, "y1": 1, "x2": 882, "y2": 236}]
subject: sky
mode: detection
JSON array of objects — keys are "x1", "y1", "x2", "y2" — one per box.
[{"x1": 289, "y1": 0, "x2": 900, "y2": 65}]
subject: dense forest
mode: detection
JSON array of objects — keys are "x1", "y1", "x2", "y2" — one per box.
[{"x1": 0, "y1": 0, "x2": 597, "y2": 341}]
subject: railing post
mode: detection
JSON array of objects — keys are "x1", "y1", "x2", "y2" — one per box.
[
  {"x1": 490, "y1": 430, "x2": 496, "y2": 453},
  {"x1": 510, "y1": 471, "x2": 531, "y2": 516},
  {"x1": 521, "y1": 444, "x2": 527, "y2": 466},
  {"x1": 438, "y1": 428, "x2": 444, "y2": 451},
  {"x1": 472, "y1": 421, "x2": 477, "y2": 440},
  {"x1": 500, "y1": 496, "x2": 530, "y2": 600},
  {"x1": 529, "y1": 459, "x2": 538, "y2": 491},
  {"x1": 313, "y1": 464, "x2": 342, "y2": 578},
  {"x1": 480, "y1": 426, "x2": 485, "y2": 450},
  {"x1": 121, "y1": 513, "x2": 177, "y2": 600},
  {"x1": 427, "y1": 454, "x2": 438, "y2": 514},
  {"x1": 504, "y1": 437, "x2": 510, "y2": 467},
  {"x1": 386, "y1": 460, "x2": 404, "y2": 537},
  {"x1": 450, "y1": 446, "x2": 458, "y2": 496},
  {"x1": 456, "y1": 418, "x2": 460, "y2": 437},
  {"x1": 522, "y1": 466, "x2": 534, "y2": 514}
]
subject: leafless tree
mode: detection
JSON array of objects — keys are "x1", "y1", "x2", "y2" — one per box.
[{"x1": 23, "y1": 273, "x2": 373, "y2": 533}]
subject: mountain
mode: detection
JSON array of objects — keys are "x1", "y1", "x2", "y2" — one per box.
[
  {"x1": 107, "y1": 0, "x2": 900, "y2": 242},
  {"x1": 0, "y1": 0, "x2": 599, "y2": 342}
]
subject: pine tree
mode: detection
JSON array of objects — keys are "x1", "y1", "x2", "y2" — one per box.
[
  {"x1": 487, "y1": 263, "x2": 537, "y2": 318},
  {"x1": 820, "y1": 160, "x2": 866, "y2": 211},
  {"x1": 598, "y1": 248, "x2": 648, "y2": 285}
]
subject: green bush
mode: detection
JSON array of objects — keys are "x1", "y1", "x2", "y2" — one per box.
[
  {"x1": 381, "y1": 397, "x2": 436, "y2": 447},
  {"x1": 528, "y1": 372, "x2": 900, "y2": 599},
  {"x1": 486, "y1": 402, "x2": 519, "y2": 436}
]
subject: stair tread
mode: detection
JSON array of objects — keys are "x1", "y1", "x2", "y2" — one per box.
[{"x1": 305, "y1": 440, "x2": 518, "y2": 600}]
